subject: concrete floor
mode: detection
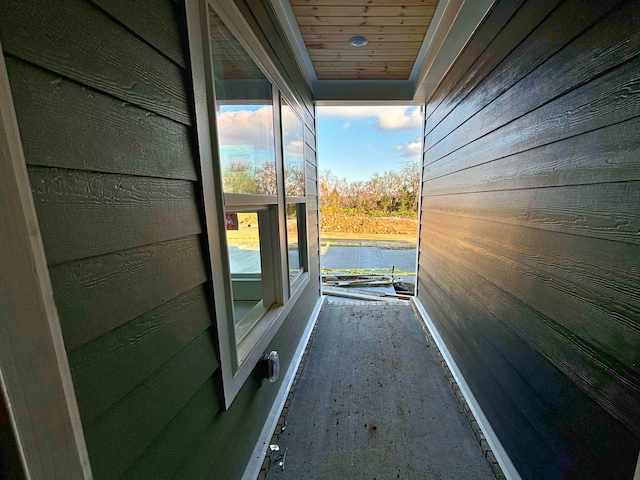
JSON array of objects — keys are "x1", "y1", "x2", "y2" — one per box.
[{"x1": 266, "y1": 304, "x2": 495, "y2": 480}]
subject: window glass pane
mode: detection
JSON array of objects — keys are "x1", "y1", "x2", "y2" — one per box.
[
  {"x1": 226, "y1": 212, "x2": 268, "y2": 345},
  {"x1": 286, "y1": 203, "x2": 304, "y2": 277},
  {"x1": 281, "y1": 101, "x2": 305, "y2": 197},
  {"x1": 209, "y1": 8, "x2": 277, "y2": 195}
]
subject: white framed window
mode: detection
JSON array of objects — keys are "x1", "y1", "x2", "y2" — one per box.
[{"x1": 186, "y1": 0, "x2": 311, "y2": 407}]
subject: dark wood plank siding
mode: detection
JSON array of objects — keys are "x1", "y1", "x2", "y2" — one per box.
[
  {"x1": 170, "y1": 285, "x2": 320, "y2": 480},
  {"x1": 0, "y1": 1, "x2": 217, "y2": 479},
  {"x1": 1, "y1": 0, "x2": 191, "y2": 125},
  {"x1": 2, "y1": 1, "x2": 319, "y2": 479},
  {"x1": 91, "y1": 0, "x2": 186, "y2": 68},
  {"x1": 417, "y1": 1, "x2": 640, "y2": 479},
  {"x1": 7, "y1": 57, "x2": 196, "y2": 180}
]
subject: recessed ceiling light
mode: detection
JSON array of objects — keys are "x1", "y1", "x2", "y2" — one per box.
[{"x1": 349, "y1": 36, "x2": 368, "y2": 47}]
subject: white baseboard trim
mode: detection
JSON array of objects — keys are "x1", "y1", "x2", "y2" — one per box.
[
  {"x1": 242, "y1": 295, "x2": 325, "y2": 480},
  {"x1": 412, "y1": 297, "x2": 521, "y2": 480}
]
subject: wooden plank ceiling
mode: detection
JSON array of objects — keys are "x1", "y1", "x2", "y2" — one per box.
[{"x1": 290, "y1": 0, "x2": 439, "y2": 80}]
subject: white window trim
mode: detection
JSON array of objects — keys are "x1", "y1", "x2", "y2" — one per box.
[
  {"x1": 0, "y1": 44, "x2": 92, "y2": 478},
  {"x1": 185, "y1": 0, "x2": 311, "y2": 408}
]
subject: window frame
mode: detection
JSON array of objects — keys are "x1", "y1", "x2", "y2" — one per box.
[
  {"x1": 280, "y1": 97, "x2": 309, "y2": 284},
  {"x1": 185, "y1": 0, "x2": 311, "y2": 408}
]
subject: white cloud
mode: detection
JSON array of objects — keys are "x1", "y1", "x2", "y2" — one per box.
[
  {"x1": 218, "y1": 105, "x2": 305, "y2": 163},
  {"x1": 281, "y1": 106, "x2": 304, "y2": 159},
  {"x1": 217, "y1": 106, "x2": 274, "y2": 150},
  {"x1": 286, "y1": 139, "x2": 303, "y2": 157},
  {"x1": 319, "y1": 106, "x2": 421, "y2": 131},
  {"x1": 394, "y1": 137, "x2": 422, "y2": 159},
  {"x1": 343, "y1": 122, "x2": 351, "y2": 129}
]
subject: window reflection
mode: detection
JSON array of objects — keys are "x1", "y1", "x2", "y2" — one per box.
[
  {"x1": 281, "y1": 101, "x2": 305, "y2": 197},
  {"x1": 226, "y1": 212, "x2": 267, "y2": 344},
  {"x1": 209, "y1": 8, "x2": 276, "y2": 195},
  {"x1": 286, "y1": 203, "x2": 304, "y2": 277},
  {"x1": 281, "y1": 102, "x2": 306, "y2": 279}
]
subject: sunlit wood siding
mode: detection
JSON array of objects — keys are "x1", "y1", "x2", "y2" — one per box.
[{"x1": 417, "y1": 0, "x2": 640, "y2": 478}]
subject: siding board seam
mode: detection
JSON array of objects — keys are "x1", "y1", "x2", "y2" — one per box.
[
  {"x1": 419, "y1": 203, "x2": 640, "y2": 246},
  {"x1": 424, "y1": 53, "x2": 640, "y2": 175},
  {"x1": 3, "y1": 52, "x2": 192, "y2": 132},
  {"x1": 422, "y1": 114, "x2": 640, "y2": 187},
  {"x1": 88, "y1": 0, "x2": 187, "y2": 69},
  {"x1": 425, "y1": 4, "x2": 640, "y2": 163},
  {"x1": 425, "y1": 0, "x2": 552, "y2": 135},
  {"x1": 424, "y1": 0, "x2": 527, "y2": 123},
  {"x1": 423, "y1": 177, "x2": 640, "y2": 197}
]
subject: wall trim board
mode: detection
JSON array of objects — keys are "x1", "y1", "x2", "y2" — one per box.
[
  {"x1": 412, "y1": 0, "x2": 497, "y2": 105},
  {"x1": 242, "y1": 296, "x2": 325, "y2": 480},
  {"x1": 0, "y1": 44, "x2": 92, "y2": 479},
  {"x1": 415, "y1": 105, "x2": 427, "y2": 299},
  {"x1": 185, "y1": 0, "x2": 238, "y2": 408},
  {"x1": 269, "y1": 0, "x2": 318, "y2": 86},
  {"x1": 411, "y1": 297, "x2": 521, "y2": 480}
]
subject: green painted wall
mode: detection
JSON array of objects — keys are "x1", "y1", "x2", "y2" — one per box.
[{"x1": 0, "y1": 0, "x2": 320, "y2": 478}]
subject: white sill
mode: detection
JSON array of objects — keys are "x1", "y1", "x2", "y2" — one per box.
[{"x1": 223, "y1": 270, "x2": 311, "y2": 408}]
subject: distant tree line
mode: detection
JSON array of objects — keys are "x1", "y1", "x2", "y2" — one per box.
[{"x1": 319, "y1": 160, "x2": 421, "y2": 217}]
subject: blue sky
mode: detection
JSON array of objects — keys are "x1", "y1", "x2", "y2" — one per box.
[{"x1": 316, "y1": 106, "x2": 423, "y2": 182}]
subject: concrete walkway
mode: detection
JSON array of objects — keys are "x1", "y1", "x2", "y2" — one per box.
[
  {"x1": 321, "y1": 245, "x2": 417, "y2": 275},
  {"x1": 266, "y1": 303, "x2": 495, "y2": 480}
]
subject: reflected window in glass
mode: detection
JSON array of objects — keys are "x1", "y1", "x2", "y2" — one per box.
[{"x1": 281, "y1": 100, "x2": 306, "y2": 279}]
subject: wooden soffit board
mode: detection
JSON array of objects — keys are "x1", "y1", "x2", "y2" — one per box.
[{"x1": 290, "y1": 0, "x2": 440, "y2": 81}]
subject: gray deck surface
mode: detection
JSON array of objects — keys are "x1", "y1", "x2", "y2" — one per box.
[{"x1": 266, "y1": 303, "x2": 494, "y2": 480}]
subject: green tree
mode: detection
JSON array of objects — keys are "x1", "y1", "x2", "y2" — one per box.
[{"x1": 222, "y1": 162, "x2": 258, "y2": 194}]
